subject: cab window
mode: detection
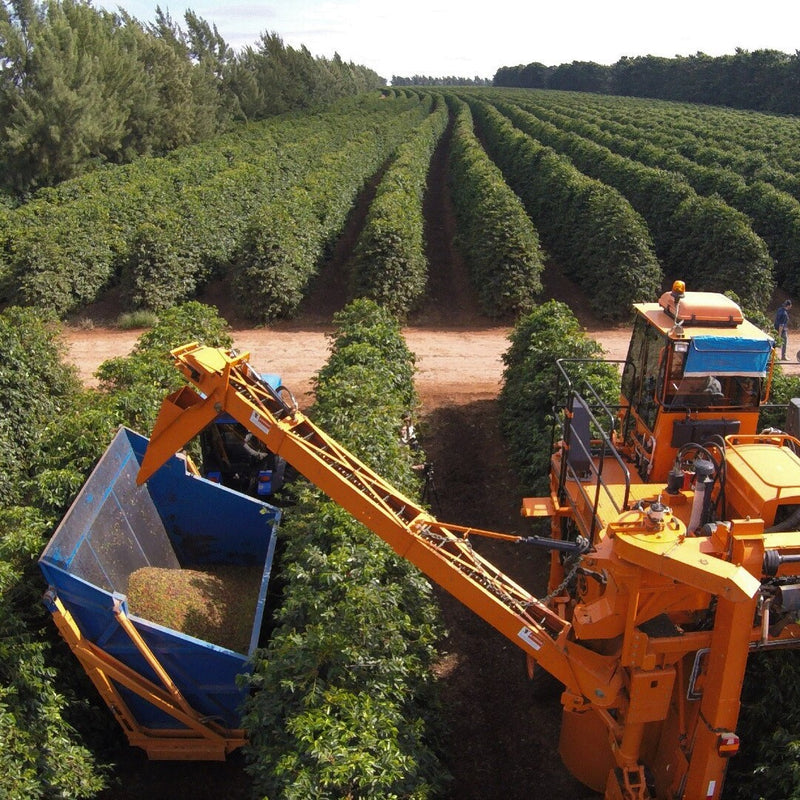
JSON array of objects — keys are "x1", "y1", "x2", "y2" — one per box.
[
  {"x1": 621, "y1": 316, "x2": 665, "y2": 430},
  {"x1": 662, "y1": 342, "x2": 760, "y2": 410},
  {"x1": 622, "y1": 320, "x2": 762, "y2": 422}
]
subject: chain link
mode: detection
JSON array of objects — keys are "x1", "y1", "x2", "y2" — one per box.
[{"x1": 539, "y1": 555, "x2": 584, "y2": 607}]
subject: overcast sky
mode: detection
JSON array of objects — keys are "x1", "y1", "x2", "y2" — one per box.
[{"x1": 113, "y1": 0, "x2": 799, "y2": 81}]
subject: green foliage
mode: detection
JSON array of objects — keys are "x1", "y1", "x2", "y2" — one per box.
[
  {"x1": 0, "y1": 299, "x2": 242, "y2": 800},
  {"x1": 490, "y1": 95, "x2": 775, "y2": 310},
  {"x1": 3, "y1": 192, "x2": 124, "y2": 315},
  {"x1": 27, "y1": 396, "x2": 119, "y2": 518},
  {"x1": 232, "y1": 98, "x2": 432, "y2": 322},
  {"x1": 229, "y1": 32, "x2": 383, "y2": 121},
  {"x1": 0, "y1": 507, "x2": 106, "y2": 800},
  {"x1": 724, "y1": 650, "x2": 800, "y2": 799},
  {"x1": 666, "y1": 194, "x2": 773, "y2": 308},
  {"x1": 242, "y1": 299, "x2": 447, "y2": 797},
  {"x1": 120, "y1": 217, "x2": 204, "y2": 312},
  {"x1": 1, "y1": 94, "x2": 426, "y2": 318},
  {"x1": 446, "y1": 95, "x2": 543, "y2": 317},
  {"x1": 0, "y1": 1, "x2": 135, "y2": 191},
  {"x1": 323, "y1": 298, "x2": 418, "y2": 412},
  {"x1": 115, "y1": 309, "x2": 159, "y2": 329},
  {"x1": 469, "y1": 99, "x2": 661, "y2": 321},
  {"x1": 499, "y1": 301, "x2": 618, "y2": 493},
  {"x1": 0, "y1": 307, "x2": 82, "y2": 506},
  {"x1": 350, "y1": 95, "x2": 448, "y2": 316},
  {"x1": 736, "y1": 182, "x2": 800, "y2": 294},
  {"x1": 0, "y1": 2, "x2": 384, "y2": 197},
  {"x1": 0, "y1": 306, "x2": 105, "y2": 798},
  {"x1": 759, "y1": 366, "x2": 800, "y2": 432},
  {"x1": 520, "y1": 101, "x2": 800, "y2": 298},
  {"x1": 494, "y1": 50, "x2": 800, "y2": 117},
  {"x1": 314, "y1": 300, "x2": 419, "y2": 487},
  {"x1": 233, "y1": 188, "x2": 324, "y2": 321}
]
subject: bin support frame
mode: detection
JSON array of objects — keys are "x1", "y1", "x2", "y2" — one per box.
[{"x1": 44, "y1": 590, "x2": 247, "y2": 761}]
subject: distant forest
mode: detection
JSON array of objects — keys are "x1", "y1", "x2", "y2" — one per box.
[
  {"x1": 494, "y1": 50, "x2": 800, "y2": 115},
  {"x1": 391, "y1": 75, "x2": 492, "y2": 86},
  {"x1": 0, "y1": 0, "x2": 383, "y2": 196}
]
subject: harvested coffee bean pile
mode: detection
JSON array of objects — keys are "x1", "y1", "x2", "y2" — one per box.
[{"x1": 127, "y1": 564, "x2": 264, "y2": 653}]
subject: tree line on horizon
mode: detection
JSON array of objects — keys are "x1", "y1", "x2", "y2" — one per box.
[
  {"x1": 392, "y1": 75, "x2": 491, "y2": 86},
  {"x1": 494, "y1": 49, "x2": 800, "y2": 116},
  {"x1": 0, "y1": 0, "x2": 384, "y2": 197}
]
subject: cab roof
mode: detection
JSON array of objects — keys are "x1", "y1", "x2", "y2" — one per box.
[{"x1": 633, "y1": 291, "x2": 773, "y2": 343}]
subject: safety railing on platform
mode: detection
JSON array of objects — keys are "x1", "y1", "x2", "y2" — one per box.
[{"x1": 553, "y1": 359, "x2": 632, "y2": 540}]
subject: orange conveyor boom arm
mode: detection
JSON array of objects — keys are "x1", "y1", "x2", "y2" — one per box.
[{"x1": 137, "y1": 343, "x2": 621, "y2": 704}]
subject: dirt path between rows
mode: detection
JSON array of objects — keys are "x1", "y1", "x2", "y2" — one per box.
[
  {"x1": 63, "y1": 323, "x2": 633, "y2": 404},
  {"x1": 63, "y1": 325, "x2": 512, "y2": 399},
  {"x1": 62, "y1": 320, "x2": 796, "y2": 410}
]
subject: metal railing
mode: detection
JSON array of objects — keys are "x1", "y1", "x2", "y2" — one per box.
[{"x1": 553, "y1": 359, "x2": 632, "y2": 540}]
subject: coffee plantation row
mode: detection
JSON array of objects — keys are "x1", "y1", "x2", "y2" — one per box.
[
  {"x1": 241, "y1": 300, "x2": 447, "y2": 797},
  {"x1": 547, "y1": 92, "x2": 800, "y2": 190},
  {"x1": 350, "y1": 95, "x2": 449, "y2": 315},
  {"x1": 493, "y1": 90, "x2": 800, "y2": 296},
  {"x1": 466, "y1": 98, "x2": 662, "y2": 320},
  {"x1": 447, "y1": 96, "x2": 544, "y2": 317},
  {"x1": 4, "y1": 87, "x2": 800, "y2": 325},
  {"x1": 476, "y1": 93, "x2": 774, "y2": 310},
  {"x1": 0, "y1": 94, "x2": 432, "y2": 319}
]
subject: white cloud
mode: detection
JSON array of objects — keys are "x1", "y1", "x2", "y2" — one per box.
[{"x1": 113, "y1": 0, "x2": 800, "y2": 80}]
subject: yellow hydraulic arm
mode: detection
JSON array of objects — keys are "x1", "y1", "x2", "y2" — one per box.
[{"x1": 137, "y1": 343, "x2": 622, "y2": 708}]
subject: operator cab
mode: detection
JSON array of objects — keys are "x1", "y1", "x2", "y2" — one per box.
[{"x1": 620, "y1": 281, "x2": 775, "y2": 482}]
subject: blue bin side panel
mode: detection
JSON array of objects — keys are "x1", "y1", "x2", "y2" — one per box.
[
  {"x1": 40, "y1": 427, "x2": 179, "y2": 594},
  {"x1": 127, "y1": 430, "x2": 281, "y2": 567},
  {"x1": 37, "y1": 568, "x2": 250, "y2": 729},
  {"x1": 39, "y1": 427, "x2": 281, "y2": 730}
]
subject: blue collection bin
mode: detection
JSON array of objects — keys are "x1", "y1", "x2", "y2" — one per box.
[{"x1": 39, "y1": 427, "x2": 281, "y2": 736}]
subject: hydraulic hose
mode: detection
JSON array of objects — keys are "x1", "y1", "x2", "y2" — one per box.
[{"x1": 766, "y1": 504, "x2": 800, "y2": 533}]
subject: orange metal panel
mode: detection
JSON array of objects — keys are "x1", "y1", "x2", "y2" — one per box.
[
  {"x1": 656, "y1": 291, "x2": 743, "y2": 325},
  {"x1": 520, "y1": 496, "x2": 555, "y2": 517},
  {"x1": 559, "y1": 706, "x2": 616, "y2": 792},
  {"x1": 626, "y1": 667, "x2": 676, "y2": 724},
  {"x1": 681, "y1": 599, "x2": 757, "y2": 799},
  {"x1": 633, "y1": 302, "x2": 765, "y2": 340},
  {"x1": 614, "y1": 526, "x2": 761, "y2": 604},
  {"x1": 724, "y1": 435, "x2": 800, "y2": 523}
]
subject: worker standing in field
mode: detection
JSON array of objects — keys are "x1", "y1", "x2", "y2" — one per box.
[{"x1": 775, "y1": 299, "x2": 792, "y2": 360}]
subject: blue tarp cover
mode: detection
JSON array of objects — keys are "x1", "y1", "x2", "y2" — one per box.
[{"x1": 684, "y1": 335, "x2": 773, "y2": 377}]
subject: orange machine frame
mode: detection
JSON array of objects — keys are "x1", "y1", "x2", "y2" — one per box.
[{"x1": 136, "y1": 341, "x2": 800, "y2": 799}]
